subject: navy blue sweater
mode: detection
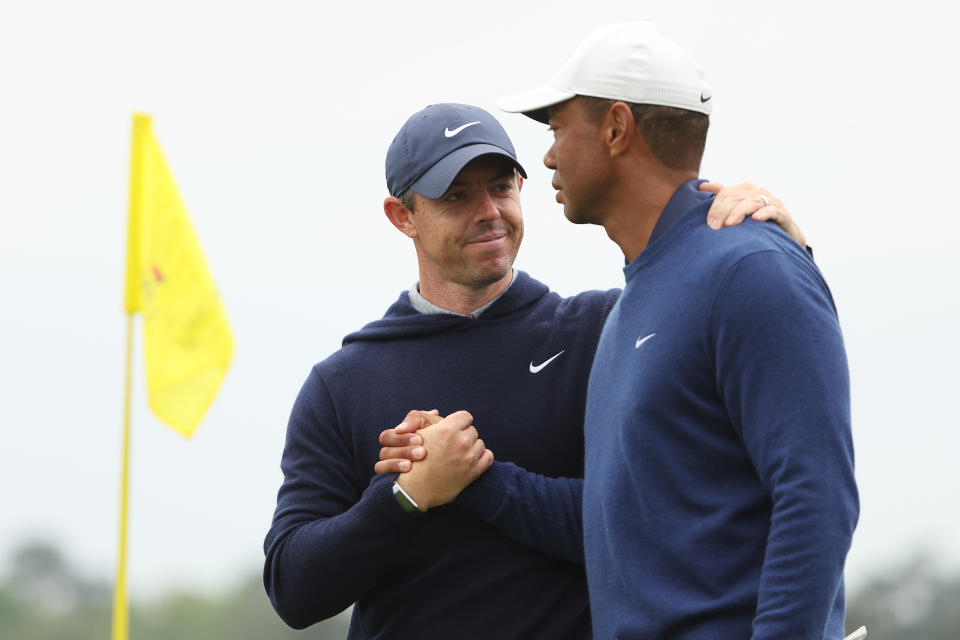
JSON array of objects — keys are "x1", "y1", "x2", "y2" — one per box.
[
  {"x1": 457, "y1": 185, "x2": 858, "y2": 639},
  {"x1": 263, "y1": 271, "x2": 619, "y2": 639},
  {"x1": 583, "y1": 189, "x2": 858, "y2": 639}
]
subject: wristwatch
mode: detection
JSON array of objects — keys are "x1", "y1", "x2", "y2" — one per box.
[{"x1": 392, "y1": 481, "x2": 421, "y2": 514}]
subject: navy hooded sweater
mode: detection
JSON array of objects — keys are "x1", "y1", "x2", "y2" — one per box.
[{"x1": 263, "y1": 271, "x2": 619, "y2": 639}]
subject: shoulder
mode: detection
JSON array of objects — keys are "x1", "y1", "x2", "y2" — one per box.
[
  {"x1": 649, "y1": 217, "x2": 836, "y2": 321},
  {"x1": 507, "y1": 272, "x2": 618, "y2": 326},
  {"x1": 517, "y1": 272, "x2": 620, "y2": 327},
  {"x1": 669, "y1": 218, "x2": 818, "y2": 291},
  {"x1": 704, "y1": 227, "x2": 839, "y2": 330},
  {"x1": 712, "y1": 220, "x2": 826, "y2": 289},
  {"x1": 306, "y1": 297, "x2": 412, "y2": 386},
  {"x1": 556, "y1": 288, "x2": 622, "y2": 323},
  {"x1": 690, "y1": 217, "x2": 807, "y2": 264}
]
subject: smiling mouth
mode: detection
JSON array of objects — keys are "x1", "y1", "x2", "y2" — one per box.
[{"x1": 468, "y1": 233, "x2": 507, "y2": 245}]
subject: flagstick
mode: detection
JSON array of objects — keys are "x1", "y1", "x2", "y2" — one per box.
[{"x1": 112, "y1": 312, "x2": 134, "y2": 640}]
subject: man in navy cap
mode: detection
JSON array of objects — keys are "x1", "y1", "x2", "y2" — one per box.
[{"x1": 263, "y1": 102, "x2": 806, "y2": 639}]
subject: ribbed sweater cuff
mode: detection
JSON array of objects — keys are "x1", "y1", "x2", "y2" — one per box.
[
  {"x1": 359, "y1": 473, "x2": 425, "y2": 526},
  {"x1": 455, "y1": 461, "x2": 515, "y2": 516}
]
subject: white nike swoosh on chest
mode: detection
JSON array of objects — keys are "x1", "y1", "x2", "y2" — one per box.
[
  {"x1": 444, "y1": 121, "x2": 481, "y2": 137},
  {"x1": 635, "y1": 333, "x2": 656, "y2": 349},
  {"x1": 529, "y1": 350, "x2": 566, "y2": 373}
]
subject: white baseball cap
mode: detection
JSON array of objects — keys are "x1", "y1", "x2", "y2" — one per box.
[{"x1": 497, "y1": 20, "x2": 712, "y2": 123}]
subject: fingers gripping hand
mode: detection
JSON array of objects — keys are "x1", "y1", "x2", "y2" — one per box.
[
  {"x1": 395, "y1": 410, "x2": 494, "y2": 511},
  {"x1": 375, "y1": 409, "x2": 442, "y2": 475},
  {"x1": 702, "y1": 181, "x2": 767, "y2": 228},
  {"x1": 393, "y1": 409, "x2": 442, "y2": 435},
  {"x1": 751, "y1": 197, "x2": 806, "y2": 249},
  {"x1": 700, "y1": 182, "x2": 806, "y2": 248},
  {"x1": 374, "y1": 447, "x2": 424, "y2": 474}
]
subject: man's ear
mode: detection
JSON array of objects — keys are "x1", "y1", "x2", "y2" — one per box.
[
  {"x1": 384, "y1": 196, "x2": 417, "y2": 238},
  {"x1": 605, "y1": 101, "x2": 636, "y2": 157}
]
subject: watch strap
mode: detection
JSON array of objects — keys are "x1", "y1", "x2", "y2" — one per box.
[{"x1": 392, "y1": 481, "x2": 420, "y2": 514}]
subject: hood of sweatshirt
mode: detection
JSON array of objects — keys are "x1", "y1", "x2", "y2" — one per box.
[{"x1": 342, "y1": 271, "x2": 551, "y2": 346}]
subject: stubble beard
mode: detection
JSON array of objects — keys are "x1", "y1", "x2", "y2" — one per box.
[{"x1": 458, "y1": 238, "x2": 520, "y2": 290}]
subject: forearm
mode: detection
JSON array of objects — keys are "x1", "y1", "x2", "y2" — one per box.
[
  {"x1": 264, "y1": 474, "x2": 417, "y2": 629},
  {"x1": 751, "y1": 468, "x2": 857, "y2": 640},
  {"x1": 455, "y1": 461, "x2": 584, "y2": 564}
]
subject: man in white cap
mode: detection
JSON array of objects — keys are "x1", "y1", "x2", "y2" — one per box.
[{"x1": 385, "y1": 20, "x2": 858, "y2": 640}]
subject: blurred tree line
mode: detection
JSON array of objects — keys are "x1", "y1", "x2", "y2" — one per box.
[
  {"x1": 0, "y1": 542, "x2": 349, "y2": 639},
  {"x1": 2, "y1": 541, "x2": 959, "y2": 639},
  {"x1": 845, "y1": 555, "x2": 960, "y2": 640}
]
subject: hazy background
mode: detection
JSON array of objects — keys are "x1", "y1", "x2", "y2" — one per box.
[{"x1": 1, "y1": 0, "x2": 958, "y2": 627}]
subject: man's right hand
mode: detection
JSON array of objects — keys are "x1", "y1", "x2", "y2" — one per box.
[{"x1": 391, "y1": 410, "x2": 494, "y2": 511}]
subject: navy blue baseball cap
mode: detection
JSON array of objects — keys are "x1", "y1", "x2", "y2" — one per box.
[{"x1": 385, "y1": 103, "x2": 527, "y2": 199}]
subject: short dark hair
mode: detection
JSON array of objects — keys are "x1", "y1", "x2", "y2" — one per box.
[
  {"x1": 580, "y1": 97, "x2": 709, "y2": 172},
  {"x1": 398, "y1": 188, "x2": 417, "y2": 212}
]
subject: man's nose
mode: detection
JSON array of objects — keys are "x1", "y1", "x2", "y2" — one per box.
[
  {"x1": 543, "y1": 142, "x2": 557, "y2": 169},
  {"x1": 475, "y1": 191, "x2": 501, "y2": 221}
]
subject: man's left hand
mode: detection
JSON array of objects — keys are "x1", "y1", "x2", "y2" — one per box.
[
  {"x1": 700, "y1": 181, "x2": 807, "y2": 249},
  {"x1": 375, "y1": 409, "x2": 441, "y2": 474}
]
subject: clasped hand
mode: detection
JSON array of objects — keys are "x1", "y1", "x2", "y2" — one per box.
[{"x1": 376, "y1": 410, "x2": 494, "y2": 511}]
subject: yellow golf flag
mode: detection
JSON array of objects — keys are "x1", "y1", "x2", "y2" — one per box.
[
  {"x1": 115, "y1": 113, "x2": 233, "y2": 640},
  {"x1": 124, "y1": 113, "x2": 233, "y2": 437}
]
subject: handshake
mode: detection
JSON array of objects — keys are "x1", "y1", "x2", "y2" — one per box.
[{"x1": 375, "y1": 410, "x2": 495, "y2": 512}]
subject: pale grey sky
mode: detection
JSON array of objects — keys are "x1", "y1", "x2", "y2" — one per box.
[{"x1": 1, "y1": 0, "x2": 958, "y2": 599}]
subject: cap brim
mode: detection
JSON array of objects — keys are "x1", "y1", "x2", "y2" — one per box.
[
  {"x1": 496, "y1": 85, "x2": 576, "y2": 124},
  {"x1": 411, "y1": 144, "x2": 527, "y2": 199}
]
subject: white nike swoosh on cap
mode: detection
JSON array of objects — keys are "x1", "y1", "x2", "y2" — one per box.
[
  {"x1": 444, "y1": 121, "x2": 481, "y2": 137},
  {"x1": 529, "y1": 350, "x2": 565, "y2": 373},
  {"x1": 635, "y1": 333, "x2": 656, "y2": 349}
]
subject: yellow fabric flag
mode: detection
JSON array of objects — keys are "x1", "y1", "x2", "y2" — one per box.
[{"x1": 124, "y1": 113, "x2": 233, "y2": 437}]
